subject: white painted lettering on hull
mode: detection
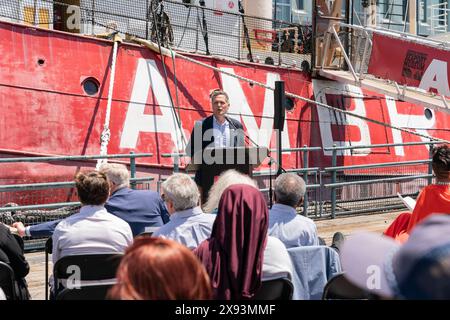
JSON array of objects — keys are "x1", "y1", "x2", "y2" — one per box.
[{"x1": 120, "y1": 59, "x2": 185, "y2": 151}]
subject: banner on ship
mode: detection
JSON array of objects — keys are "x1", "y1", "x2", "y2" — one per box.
[{"x1": 367, "y1": 33, "x2": 450, "y2": 97}]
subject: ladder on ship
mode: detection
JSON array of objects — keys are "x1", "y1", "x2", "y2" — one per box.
[{"x1": 313, "y1": 0, "x2": 450, "y2": 115}]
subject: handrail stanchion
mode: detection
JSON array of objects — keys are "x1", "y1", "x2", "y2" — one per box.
[
  {"x1": 302, "y1": 145, "x2": 309, "y2": 217},
  {"x1": 130, "y1": 151, "x2": 136, "y2": 189},
  {"x1": 331, "y1": 144, "x2": 337, "y2": 219},
  {"x1": 428, "y1": 145, "x2": 434, "y2": 185},
  {"x1": 173, "y1": 154, "x2": 180, "y2": 173}
]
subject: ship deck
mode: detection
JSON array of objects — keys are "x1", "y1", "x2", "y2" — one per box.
[{"x1": 24, "y1": 210, "x2": 401, "y2": 300}]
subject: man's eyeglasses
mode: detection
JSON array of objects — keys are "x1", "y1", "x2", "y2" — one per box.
[{"x1": 161, "y1": 193, "x2": 169, "y2": 203}]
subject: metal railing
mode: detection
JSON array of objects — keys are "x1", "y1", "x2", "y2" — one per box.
[
  {"x1": 160, "y1": 142, "x2": 439, "y2": 218},
  {"x1": 430, "y1": 2, "x2": 449, "y2": 35},
  {"x1": 322, "y1": 141, "x2": 438, "y2": 218},
  {"x1": 0, "y1": 142, "x2": 442, "y2": 250},
  {"x1": 0, "y1": 152, "x2": 154, "y2": 250}
]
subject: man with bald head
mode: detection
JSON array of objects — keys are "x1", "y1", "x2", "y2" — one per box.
[{"x1": 268, "y1": 173, "x2": 319, "y2": 248}]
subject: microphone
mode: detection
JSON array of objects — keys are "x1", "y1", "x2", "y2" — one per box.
[
  {"x1": 225, "y1": 115, "x2": 259, "y2": 150},
  {"x1": 224, "y1": 116, "x2": 284, "y2": 173}
]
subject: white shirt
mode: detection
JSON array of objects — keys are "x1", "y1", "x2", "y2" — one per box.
[
  {"x1": 268, "y1": 203, "x2": 319, "y2": 248},
  {"x1": 153, "y1": 206, "x2": 216, "y2": 249},
  {"x1": 52, "y1": 205, "x2": 133, "y2": 265},
  {"x1": 262, "y1": 236, "x2": 294, "y2": 281},
  {"x1": 213, "y1": 116, "x2": 231, "y2": 148}
]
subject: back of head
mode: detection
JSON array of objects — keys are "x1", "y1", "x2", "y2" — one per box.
[
  {"x1": 203, "y1": 169, "x2": 257, "y2": 213},
  {"x1": 341, "y1": 213, "x2": 450, "y2": 300},
  {"x1": 162, "y1": 173, "x2": 199, "y2": 211},
  {"x1": 432, "y1": 144, "x2": 450, "y2": 179},
  {"x1": 109, "y1": 237, "x2": 212, "y2": 300},
  {"x1": 75, "y1": 171, "x2": 110, "y2": 206},
  {"x1": 274, "y1": 173, "x2": 306, "y2": 207},
  {"x1": 99, "y1": 163, "x2": 130, "y2": 189},
  {"x1": 393, "y1": 213, "x2": 450, "y2": 299}
]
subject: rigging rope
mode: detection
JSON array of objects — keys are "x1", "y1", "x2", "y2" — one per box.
[
  {"x1": 133, "y1": 38, "x2": 449, "y2": 144},
  {"x1": 96, "y1": 33, "x2": 122, "y2": 170}
]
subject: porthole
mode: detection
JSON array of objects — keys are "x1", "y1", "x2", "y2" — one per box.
[
  {"x1": 82, "y1": 78, "x2": 100, "y2": 96},
  {"x1": 424, "y1": 108, "x2": 433, "y2": 120}
]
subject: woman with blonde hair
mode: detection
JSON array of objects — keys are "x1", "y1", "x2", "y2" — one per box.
[{"x1": 202, "y1": 169, "x2": 257, "y2": 213}]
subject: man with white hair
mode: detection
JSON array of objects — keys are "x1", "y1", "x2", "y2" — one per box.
[
  {"x1": 13, "y1": 163, "x2": 169, "y2": 238},
  {"x1": 153, "y1": 173, "x2": 216, "y2": 249},
  {"x1": 268, "y1": 173, "x2": 319, "y2": 247}
]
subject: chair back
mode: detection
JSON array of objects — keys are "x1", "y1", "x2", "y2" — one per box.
[
  {"x1": 287, "y1": 246, "x2": 342, "y2": 300},
  {"x1": 0, "y1": 261, "x2": 16, "y2": 300},
  {"x1": 53, "y1": 253, "x2": 123, "y2": 294},
  {"x1": 56, "y1": 283, "x2": 116, "y2": 300},
  {"x1": 252, "y1": 278, "x2": 293, "y2": 300},
  {"x1": 322, "y1": 273, "x2": 372, "y2": 300},
  {"x1": 45, "y1": 237, "x2": 53, "y2": 300}
]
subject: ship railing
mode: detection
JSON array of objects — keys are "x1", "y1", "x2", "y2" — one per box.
[
  {"x1": 0, "y1": 152, "x2": 153, "y2": 251},
  {"x1": 315, "y1": 21, "x2": 450, "y2": 114},
  {"x1": 322, "y1": 141, "x2": 438, "y2": 219},
  {"x1": 0, "y1": 0, "x2": 313, "y2": 70},
  {"x1": 161, "y1": 142, "x2": 438, "y2": 219},
  {"x1": 0, "y1": 142, "x2": 440, "y2": 251},
  {"x1": 430, "y1": 2, "x2": 449, "y2": 35},
  {"x1": 164, "y1": 146, "x2": 323, "y2": 217}
]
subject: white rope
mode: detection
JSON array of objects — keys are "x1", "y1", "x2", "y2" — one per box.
[
  {"x1": 96, "y1": 35, "x2": 121, "y2": 170},
  {"x1": 134, "y1": 38, "x2": 449, "y2": 144}
]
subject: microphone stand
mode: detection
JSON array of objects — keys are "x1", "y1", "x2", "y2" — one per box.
[
  {"x1": 198, "y1": 0, "x2": 210, "y2": 55},
  {"x1": 225, "y1": 116, "x2": 286, "y2": 208}
]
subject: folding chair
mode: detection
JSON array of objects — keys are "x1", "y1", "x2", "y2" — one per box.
[
  {"x1": 322, "y1": 273, "x2": 372, "y2": 300},
  {"x1": 252, "y1": 278, "x2": 294, "y2": 300},
  {"x1": 0, "y1": 261, "x2": 16, "y2": 300},
  {"x1": 52, "y1": 253, "x2": 123, "y2": 300},
  {"x1": 287, "y1": 246, "x2": 342, "y2": 300},
  {"x1": 44, "y1": 237, "x2": 53, "y2": 300},
  {"x1": 55, "y1": 283, "x2": 116, "y2": 300}
]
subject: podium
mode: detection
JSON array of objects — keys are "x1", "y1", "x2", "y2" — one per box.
[{"x1": 186, "y1": 146, "x2": 268, "y2": 202}]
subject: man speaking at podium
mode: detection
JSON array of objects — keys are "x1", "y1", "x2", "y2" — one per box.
[{"x1": 186, "y1": 89, "x2": 245, "y2": 198}]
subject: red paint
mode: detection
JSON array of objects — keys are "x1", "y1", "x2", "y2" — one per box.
[{"x1": 0, "y1": 21, "x2": 449, "y2": 188}]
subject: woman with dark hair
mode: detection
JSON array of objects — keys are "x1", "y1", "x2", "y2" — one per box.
[
  {"x1": 194, "y1": 184, "x2": 292, "y2": 300},
  {"x1": 0, "y1": 223, "x2": 30, "y2": 300},
  {"x1": 108, "y1": 237, "x2": 212, "y2": 300},
  {"x1": 385, "y1": 144, "x2": 450, "y2": 243}
]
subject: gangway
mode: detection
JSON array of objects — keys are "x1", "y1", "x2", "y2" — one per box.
[{"x1": 315, "y1": 22, "x2": 450, "y2": 115}]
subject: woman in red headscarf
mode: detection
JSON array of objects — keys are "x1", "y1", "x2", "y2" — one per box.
[{"x1": 194, "y1": 184, "x2": 270, "y2": 300}]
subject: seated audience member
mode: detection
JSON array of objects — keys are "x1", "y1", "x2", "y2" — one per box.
[
  {"x1": 152, "y1": 173, "x2": 216, "y2": 249},
  {"x1": 341, "y1": 214, "x2": 450, "y2": 299},
  {"x1": 194, "y1": 184, "x2": 293, "y2": 299},
  {"x1": 268, "y1": 173, "x2": 319, "y2": 247},
  {"x1": 384, "y1": 144, "x2": 450, "y2": 243},
  {"x1": 108, "y1": 237, "x2": 212, "y2": 300},
  {"x1": 202, "y1": 169, "x2": 257, "y2": 214},
  {"x1": 52, "y1": 171, "x2": 133, "y2": 266},
  {"x1": 13, "y1": 163, "x2": 169, "y2": 238},
  {"x1": 0, "y1": 223, "x2": 30, "y2": 300}
]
